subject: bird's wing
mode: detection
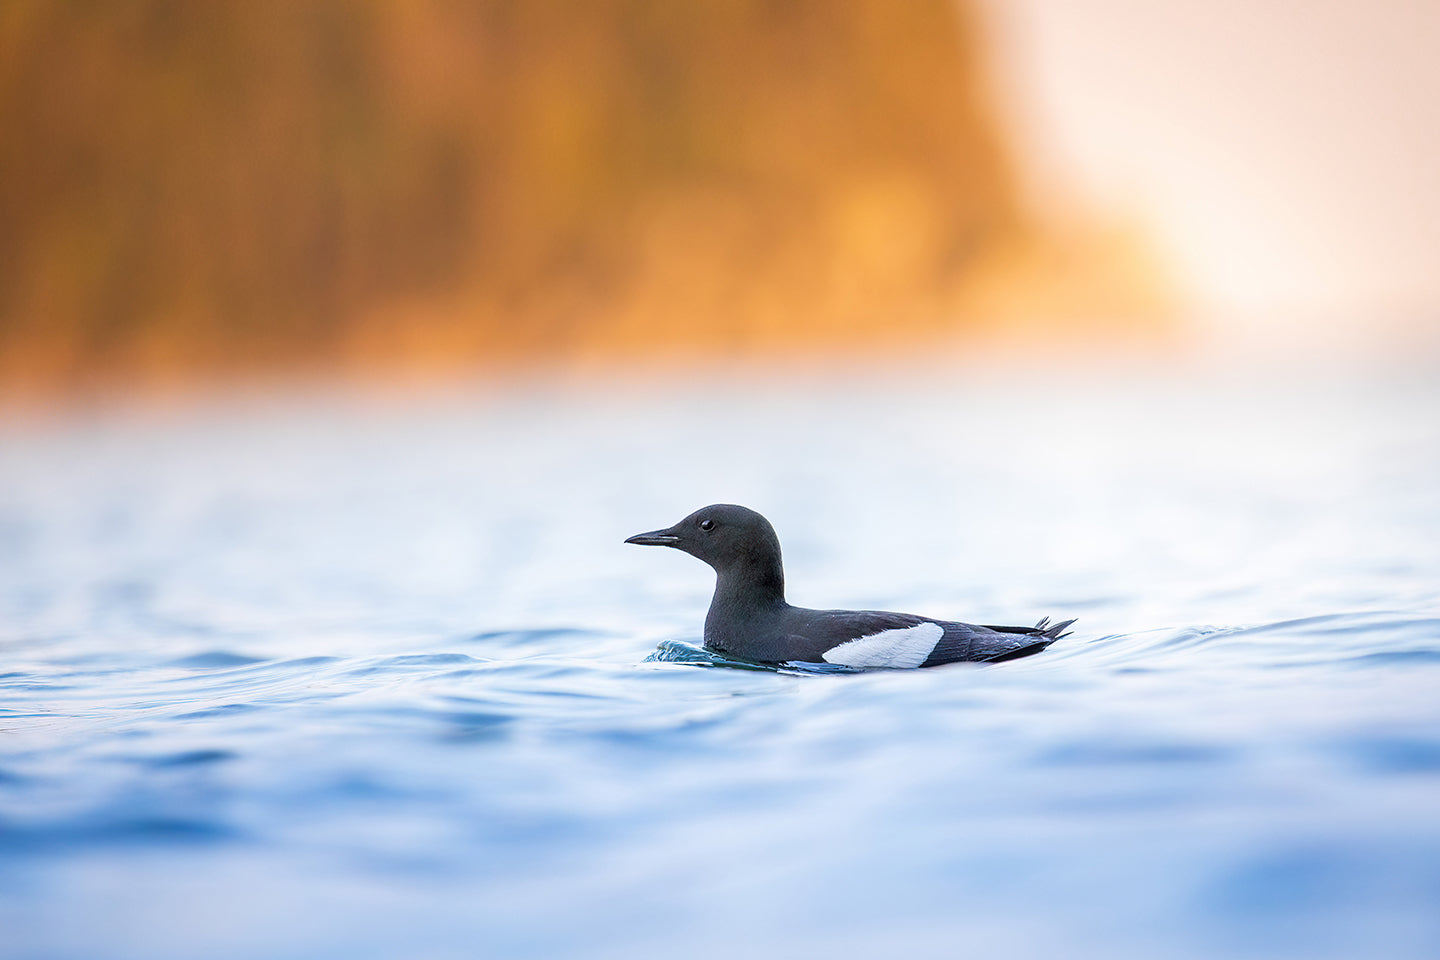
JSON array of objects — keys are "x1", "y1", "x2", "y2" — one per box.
[{"x1": 799, "y1": 611, "x2": 939, "y2": 669}]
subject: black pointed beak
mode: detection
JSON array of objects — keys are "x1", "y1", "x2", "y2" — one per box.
[{"x1": 625, "y1": 526, "x2": 682, "y2": 547}]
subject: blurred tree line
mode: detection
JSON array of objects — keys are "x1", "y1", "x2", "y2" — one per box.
[{"x1": 0, "y1": 0, "x2": 1163, "y2": 397}]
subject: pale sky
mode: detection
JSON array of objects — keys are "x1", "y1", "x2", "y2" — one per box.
[{"x1": 979, "y1": 0, "x2": 1440, "y2": 347}]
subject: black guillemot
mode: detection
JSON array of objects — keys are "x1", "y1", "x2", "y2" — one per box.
[{"x1": 626, "y1": 504, "x2": 1074, "y2": 668}]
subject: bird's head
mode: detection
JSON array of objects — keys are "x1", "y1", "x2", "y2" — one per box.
[{"x1": 625, "y1": 503, "x2": 783, "y2": 577}]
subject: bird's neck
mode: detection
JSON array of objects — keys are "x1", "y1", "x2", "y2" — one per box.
[
  {"x1": 705, "y1": 561, "x2": 786, "y2": 652},
  {"x1": 713, "y1": 558, "x2": 785, "y2": 607}
]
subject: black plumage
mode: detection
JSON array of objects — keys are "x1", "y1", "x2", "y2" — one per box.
[{"x1": 626, "y1": 504, "x2": 1073, "y2": 668}]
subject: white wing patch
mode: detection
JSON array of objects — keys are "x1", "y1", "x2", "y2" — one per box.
[{"x1": 821, "y1": 621, "x2": 943, "y2": 669}]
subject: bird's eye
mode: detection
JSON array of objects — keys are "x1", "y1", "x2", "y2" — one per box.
[{"x1": 699, "y1": 519, "x2": 715, "y2": 531}]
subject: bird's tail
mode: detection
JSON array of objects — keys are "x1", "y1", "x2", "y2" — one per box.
[
  {"x1": 1032, "y1": 616, "x2": 1076, "y2": 640},
  {"x1": 979, "y1": 617, "x2": 1076, "y2": 663}
]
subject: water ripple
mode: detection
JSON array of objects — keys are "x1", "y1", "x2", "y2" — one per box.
[{"x1": 3, "y1": 375, "x2": 1439, "y2": 960}]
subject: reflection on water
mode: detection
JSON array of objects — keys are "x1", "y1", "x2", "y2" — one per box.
[{"x1": 2, "y1": 364, "x2": 1439, "y2": 960}]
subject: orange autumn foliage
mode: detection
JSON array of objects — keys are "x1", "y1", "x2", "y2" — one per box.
[{"x1": 0, "y1": 0, "x2": 1167, "y2": 397}]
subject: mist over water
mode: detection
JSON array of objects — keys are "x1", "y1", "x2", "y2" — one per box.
[{"x1": 3, "y1": 363, "x2": 1439, "y2": 960}]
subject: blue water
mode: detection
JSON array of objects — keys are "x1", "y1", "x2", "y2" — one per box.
[{"x1": 3, "y1": 364, "x2": 1439, "y2": 960}]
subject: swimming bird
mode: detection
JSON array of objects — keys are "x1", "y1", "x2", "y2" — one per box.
[{"x1": 626, "y1": 504, "x2": 1074, "y2": 668}]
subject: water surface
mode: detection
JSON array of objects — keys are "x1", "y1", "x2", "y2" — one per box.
[{"x1": 3, "y1": 364, "x2": 1439, "y2": 959}]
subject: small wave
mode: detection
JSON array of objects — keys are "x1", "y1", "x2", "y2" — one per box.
[
  {"x1": 1345, "y1": 649, "x2": 1440, "y2": 667},
  {"x1": 645, "y1": 639, "x2": 858, "y2": 675},
  {"x1": 644, "y1": 639, "x2": 721, "y2": 664},
  {"x1": 346, "y1": 653, "x2": 482, "y2": 676},
  {"x1": 166, "y1": 651, "x2": 269, "y2": 669},
  {"x1": 1232, "y1": 611, "x2": 1440, "y2": 642},
  {"x1": 140, "y1": 749, "x2": 238, "y2": 768},
  {"x1": 377, "y1": 653, "x2": 478, "y2": 666},
  {"x1": 467, "y1": 627, "x2": 607, "y2": 649},
  {"x1": 1224, "y1": 612, "x2": 1440, "y2": 670},
  {"x1": 1039, "y1": 739, "x2": 1234, "y2": 767},
  {"x1": 0, "y1": 816, "x2": 239, "y2": 854},
  {"x1": 174, "y1": 702, "x2": 264, "y2": 720},
  {"x1": 1046, "y1": 613, "x2": 1440, "y2": 674},
  {"x1": 434, "y1": 710, "x2": 512, "y2": 743},
  {"x1": 1334, "y1": 735, "x2": 1440, "y2": 775},
  {"x1": 645, "y1": 639, "x2": 779, "y2": 672},
  {"x1": 271, "y1": 656, "x2": 342, "y2": 670},
  {"x1": 1342, "y1": 742, "x2": 1440, "y2": 777},
  {"x1": 1058, "y1": 625, "x2": 1243, "y2": 665}
]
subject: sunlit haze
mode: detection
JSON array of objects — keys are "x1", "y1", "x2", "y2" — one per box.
[{"x1": 984, "y1": 0, "x2": 1440, "y2": 352}]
